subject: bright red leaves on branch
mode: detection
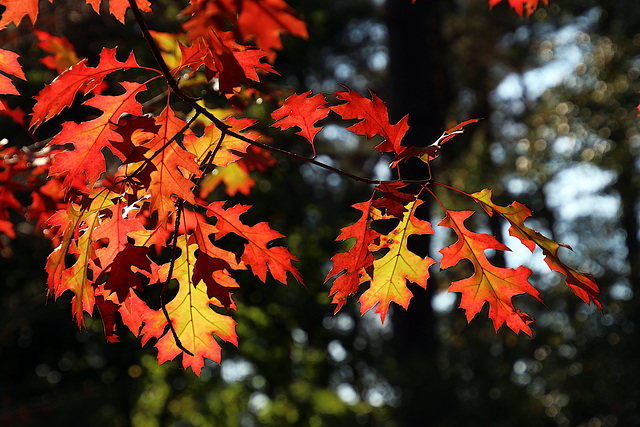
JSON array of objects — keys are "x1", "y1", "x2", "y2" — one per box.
[{"x1": 0, "y1": 0, "x2": 601, "y2": 375}]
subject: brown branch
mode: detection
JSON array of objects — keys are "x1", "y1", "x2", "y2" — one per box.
[
  {"x1": 160, "y1": 199, "x2": 194, "y2": 357},
  {"x1": 126, "y1": 0, "x2": 422, "y2": 187}
]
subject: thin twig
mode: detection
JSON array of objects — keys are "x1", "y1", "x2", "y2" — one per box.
[{"x1": 160, "y1": 198, "x2": 194, "y2": 357}]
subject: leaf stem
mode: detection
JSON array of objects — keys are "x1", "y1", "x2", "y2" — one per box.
[{"x1": 161, "y1": 199, "x2": 194, "y2": 357}]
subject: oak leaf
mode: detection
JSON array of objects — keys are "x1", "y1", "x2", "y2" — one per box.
[
  {"x1": 326, "y1": 198, "x2": 381, "y2": 312},
  {"x1": 85, "y1": 0, "x2": 152, "y2": 24},
  {"x1": 206, "y1": 201, "x2": 303, "y2": 285},
  {"x1": 470, "y1": 188, "x2": 602, "y2": 310},
  {"x1": 235, "y1": 0, "x2": 309, "y2": 61},
  {"x1": 0, "y1": 48, "x2": 25, "y2": 96},
  {"x1": 143, "y1": 105, "x2": 202, "y2": 225},
  {"x1": 46, "y1": 81, "x2": 147, "y2": 188},
  {"x1": 331, "y1": 88, "x2": 409, "y2": 155},
  {"x1": 139, "y1": 236, "x2": 238, "y2": 375},
  {"x1": 489, "y1": 0, "x2": 548, "y2": 17},
  {"x1": 35, "y1": 30, "x2": 80, "y2": 73},
  {"x1": 439, "y1": 209, "x2": 542, "y2": 336},
  {"x1": 0, "y1": 0, "x2": 47, "y2": 26},
  {"x1": 31, "y1": 48, "x2": 147, "y2": 130},
  {"x1": 271, "y1": 91, "x2": 329, "y2": 156},
  {"x1": 360, "y1": 199, "x2": 435, "y2": 322}
]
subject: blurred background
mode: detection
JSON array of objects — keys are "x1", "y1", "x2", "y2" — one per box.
[{"x1": 0, "y1": 0, "x2": 639, "y2": 425}]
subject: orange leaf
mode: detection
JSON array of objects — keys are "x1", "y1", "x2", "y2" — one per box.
[
  {"x1": 470, "y1": 188, "x2": 601, "y2": 310},
  {"x1": 489, "y1": 0, "x2": 548, "y2": 17},
  {"x1": 183, "y1": 116, "x2": 257, "y2": 167},
  {"x1": 144, "y1": 105, "x2": 202, "y2": 225},
  {"x1": 439, "y1": 209, "x2": 542, "y2": 336},
  {"x1": 235, "y1": 0, "x2": 308, "y2": 61},
  {"x1": 0, "y1": 0, "x2": 49, "y2": 26},
  {"x1": 35, "y1": 30, "x2": 80, "y2": 73},
  {"x1": 47, "y1": 81, "x2": 147, "y2": 188},
  {"x1": 85, "y1": 0, "x2": 151, "y2": 24}
]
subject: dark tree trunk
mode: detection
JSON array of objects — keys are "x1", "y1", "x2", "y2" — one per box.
[{"x1": 385, "y1": 0, "x2": 454, "y2": 424}]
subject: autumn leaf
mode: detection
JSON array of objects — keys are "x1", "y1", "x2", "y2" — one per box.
[
  {"x1": 489, "y1": 0, "x2": 548, "y2": 17},
  {"x1": 85, "y1": 0, "x2": 152, "y2": 24},
  {"x1": 331, "y1": 88, "x2": 409, "y2": 155},
  {"x1": 0, "y1": 48, "x2": 26, "y2": 96},
  {"x1": 35, "y1": 30, "x2": 80, "y2": 73},
  {"x1": 206, "y1": 201, "x2": 303, "y2": 285},
  {"x1": 235, "y1": 0, "x2": 309, "y2": 61},
  {"x1": 183, "y1": 116, "x2": 257, "y2": 167},
  {"x1": 139, "y1": 236, "x2": 238, "y2": 375},
  {"x1": 389, "y1": 118, "x2": 481, "y2": 168},
  {"x1": 46, "y1": 195, "x2": 114, "y2": 327},
  {"x1": 182, "y1": 26, "x2": 276, "y2": 94},
  {"x1": 199, "y1": 162, "x2": 255, "y2": 197},
  {"x1": 31, "y1": 48, "x2": 148, "y2": 130},
  {"x1": 181, "y1": 0, "x2": 308, "y2": 63},
  {"x1": 439, "y1": 208, "x2": 542, "y2": 336},
  {"x1": 143, "y1": 104, "x2": 202, "y2": 225},
  {"x1": 187, "y1": 213, "x2": 245, "y2": 309},
  {"x1": 360, "y1": 199, "x2": 435, "y2": 322},
  {"x1": 469, "y1": 188, "x2": 602, "y2": 310},
  {"x1": 0, "y1": 0, "x2": 46, "y2": 26},
  {"x1": 271, "y1": 91, "x2": 329, "y2": 156},
  {"x1": 91, "y1": 202, "x2": 151, "y2": 303},
  {"x1": 326, "y1": 198, "x2": 380, "y2": 313},
  {"x1": 46, "y1": 81, "x2": 147, "y2": 189}
]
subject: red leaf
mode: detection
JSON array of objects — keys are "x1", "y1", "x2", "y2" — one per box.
[
  {"x1": 0, "y1": 48, "x2": 25, "y2": 96},
  {"x1": 389, "y1": 118, "x2": 481, "y2": 168},
  {"x1": 271, "y1": 91, "x2": 329, "y2": 156},
  {"x1": 46, "y1": 81, "x2": 147, "y2": 188},
  {"x1": 439, "y1": 209, "x2": 542, "y2": 336},
  {"x1": 31, "y1": 48, "x2": 146, "y2": 130},
  {"x1": 183, "y1": 116, "x2": 257, "y2": 168},
  {"x1": 235, "y1": 0, "x2": 308, "y2": 61},
  {"x1": 326, "y1": 198, "x2": 381, "y2": 312},
  {"x1": 143, "y1": 105, "x2": 202, "y2": 225},
  {"x1": 489, "y1": 0, "x2": 548, "y2": 17},
  {"x1": 0, "y1": 0, "x2": 46, "y2": 26},
  {"x1": 181, "y1": 0, "x2": 307, "y2": 63},
  {"x1": 331, "y1": 88, "x2": 409, "y2": 155},
  {"x1": 206, "y1": 201, "x2": 303, "y2": 285},
  {"x1": 85, "y1": 0, "x2": 151, "y2": 24}
]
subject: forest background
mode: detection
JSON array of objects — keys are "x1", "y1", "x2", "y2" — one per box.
[{"x1": 0, "y1": 0, "x2": 639, "y2": 426}]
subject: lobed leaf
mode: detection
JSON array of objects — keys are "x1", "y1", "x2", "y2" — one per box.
[
  {"x1": 469, "y1": 188, "x2": 602, "y2": 310},
  {"x1": 31, "y1": 48, "x2": 147, "y2": 130},
  {"x1": 271, "y1": 91, "x2": 329, "y2": 156},
  {"x1": 439, "y1": 209, "x2": 542, "y2": 336},
  {"x1": 139, "y1": 237, "x2": 238, "y2": 375},
  {"x1": 331, "y1": 88, "x2": 409, "y2": 155},
  {"x1": 360, "y1": 199, "x2": 435, "y2": 322},
  {"x1": 206, "y1": 201, "x2": 303, "y2": 285}
]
